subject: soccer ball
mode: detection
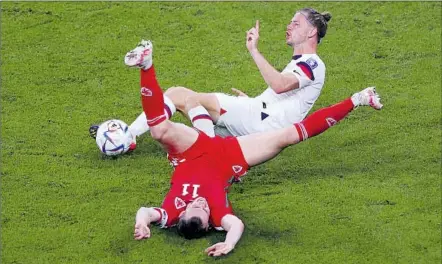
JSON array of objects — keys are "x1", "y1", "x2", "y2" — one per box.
[{"x1": 95, "y1": 119, "x2": 133, "y2": 156}]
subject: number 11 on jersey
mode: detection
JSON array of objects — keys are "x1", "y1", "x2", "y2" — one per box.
[{"x1": 182, "y1": 184, "x2": 200, "y2": 198}]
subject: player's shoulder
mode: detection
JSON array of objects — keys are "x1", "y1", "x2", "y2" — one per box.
[{"x1": 292, "y1": 54, "x2": 325, "y2": 70}]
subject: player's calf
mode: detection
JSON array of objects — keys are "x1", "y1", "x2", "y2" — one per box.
[
  {"x1": 149, "y1": 121, "x2": 171, "y2": 142},
  {"x1": 282, "y1": 126, "x2": 302, "y2": 146}
]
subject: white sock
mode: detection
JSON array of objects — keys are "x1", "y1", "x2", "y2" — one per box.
[
  {"x1": 129, "y1": 112, "x2": 149, "y2": 137},
  {"x1": 350, "y1": 92, "x2": 361, "y2": 108},
  {"x1": 188, "y1": 106, "x2": 215, "y2": 137},
  {"x1": 128, "y1": 95, "x2": 176, "y2": 137},
  {"x1": 163, "y1": 95, "x2": 177, "y2": 119}
]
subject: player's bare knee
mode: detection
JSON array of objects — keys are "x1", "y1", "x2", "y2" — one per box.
[
  {"x1": 165, "y1": 86, "x2": 197, "y2": 112},
  {"x1": 165, "y1": 86, "x2": 190, "y2": 96},
  {"x1": 184, "y1": 94, "x2": 202, "y2": 112}
]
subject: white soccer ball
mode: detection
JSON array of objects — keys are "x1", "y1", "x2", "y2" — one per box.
[{"x1": 95, "y1": 119, "x2": 133, "y2": 156}]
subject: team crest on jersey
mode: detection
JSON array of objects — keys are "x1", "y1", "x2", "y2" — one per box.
[
  {"x1": 174, "y1": 197, "x2": 186, "y2": 209},
  {"x1": 306, "y1": 58, "x2": 318, "y2": 69}
]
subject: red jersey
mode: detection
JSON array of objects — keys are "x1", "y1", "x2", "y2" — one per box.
[{"x1": 154, "y1": 132, "x2": 248, "y2": 230}]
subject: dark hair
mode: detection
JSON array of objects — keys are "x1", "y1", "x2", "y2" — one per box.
[
  {"x1": 299, "y1": 8, "x2": 332, "y2": 43},
  {"x1": 177, "y1": 216, "x2": 206, "y2": 239}
]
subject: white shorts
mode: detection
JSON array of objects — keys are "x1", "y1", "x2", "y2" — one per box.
[{"x1": 214, "y1": 93, "x2": 303, "y2": 137}]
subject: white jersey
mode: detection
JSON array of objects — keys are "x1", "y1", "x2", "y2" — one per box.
[
  {"x1": 215, "y1": 54, "x2": 326, "y2": 137},
  {"x1": 255, "y1": 54, "x2": 326, "y2": 123}
]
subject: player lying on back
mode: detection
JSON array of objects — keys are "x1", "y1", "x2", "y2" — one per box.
[{"x1": 130, "y1": 42, "x2": 383, "y2": 257}]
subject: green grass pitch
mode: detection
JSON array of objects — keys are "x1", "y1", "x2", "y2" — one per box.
[{"x1": 1, "y1": 2, "x2": 440, "y2": 263}]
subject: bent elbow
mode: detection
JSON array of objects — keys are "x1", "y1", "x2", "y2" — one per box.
[
  {"x1": 271, "y1": 83, "x2": 286, "y2": 94},
  {"x1": 237, "y1": 219, "x2": 245, "y2": 232},
  {"x1": 274, "y1": 89, "x2": 285, "y2": 94},
  {"x1": 272, "y1": 74, "x2": 300, "y2": 94}
]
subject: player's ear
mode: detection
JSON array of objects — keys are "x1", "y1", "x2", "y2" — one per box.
[
  {"x1": 308, "y1": 27, "x2": 317, "y2": 38},
  {"x1": 179, "y1": 210, "x2": 186, "y2": 218},
  {"x1": 202, "y1": 217, "x2": 210, "y2": 231}
]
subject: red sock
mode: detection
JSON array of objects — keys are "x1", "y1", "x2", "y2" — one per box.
[
  {"x1": 140, "y1": 65, "x2": 166, "y2": 126},
  {"x1": 294, "y1": 98, "x2": 354, "y2": 141}
]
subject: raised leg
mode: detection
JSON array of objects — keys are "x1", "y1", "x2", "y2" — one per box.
[
  {"x1": 165, "y1": 86, "x2": 222, "y2": 122},
  {"x1": 238, "y1": 88, "x2": 382, "y2": 167}
]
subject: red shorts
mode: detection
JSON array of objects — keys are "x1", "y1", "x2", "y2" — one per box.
[{"x1": 168, "y1": 131, "x2": 249, "y2": 180}]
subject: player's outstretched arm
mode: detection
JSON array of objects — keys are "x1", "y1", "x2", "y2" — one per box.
[
  {"x1": 246, "y1": 20, "x2": 299, "y2": 94},
  {"x1": 250, "y1": 50, "x2": 300, "y2": 94},
  {"x1": 134, "y1": 207, "x2": 161, "y2": 240},
  {"x1": 205, "y1": 214, "x2": 244, "y2": 257}
]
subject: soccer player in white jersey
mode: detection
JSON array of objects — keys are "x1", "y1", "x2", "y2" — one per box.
[{"x1": 126, "y1": 8, "x2": 334, "y2": 140}]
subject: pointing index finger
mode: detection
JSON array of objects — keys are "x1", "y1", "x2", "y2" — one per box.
[{"x1": 255, "y1": 20, "x2": 260, "y2": 31}]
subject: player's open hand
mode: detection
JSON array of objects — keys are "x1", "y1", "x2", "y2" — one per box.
[
  {"x1": 231, "y1": 88, "x2": 249, "y2": 97},
  {"x1": 246, "y1": 20, "x2": 260, "y2": 52},
  {"x1": 205, "y1": 242, "x2": 234, "y2": 257},
  {"x1": 134, "y1": 223, "x2": 151, "y2": 240}
]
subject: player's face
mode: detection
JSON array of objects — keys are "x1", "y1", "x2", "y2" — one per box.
[
  {"x1": 286, "y1": 12, "x2": 315, "y2": 46},
  {"x1": 181, "y1": 197, "x2": 210, "y2": 229}
]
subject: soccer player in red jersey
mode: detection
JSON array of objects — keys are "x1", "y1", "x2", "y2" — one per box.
[{"x1": 127, "y1": 40, "x2": 383, "y2": 257}]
